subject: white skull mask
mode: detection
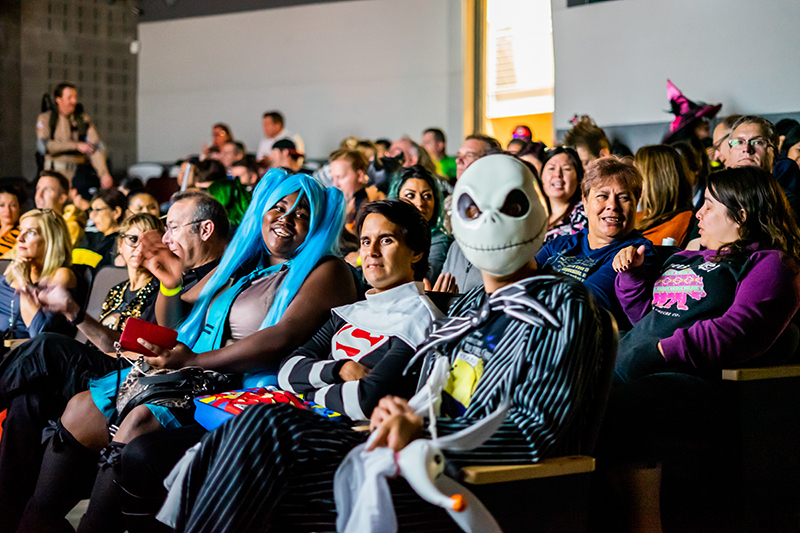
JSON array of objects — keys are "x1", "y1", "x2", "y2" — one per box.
[{"x1": 451, "y1": 155, "x2": 548, "y2": 277}]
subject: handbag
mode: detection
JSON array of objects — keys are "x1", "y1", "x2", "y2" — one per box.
[{"x1": 111, "y1": 353, "x2": 231, "y2": 426}]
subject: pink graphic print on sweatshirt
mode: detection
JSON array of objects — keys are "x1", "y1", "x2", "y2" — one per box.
[{"x1": 652, "y1": 266, "x2": 706, "y2": 311}]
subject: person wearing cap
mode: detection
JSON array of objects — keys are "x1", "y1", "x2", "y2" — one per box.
[
  {"x1": 511, "y1": 124, "x2": 533, "y2": 143},
  {"x1": 36, "y1": 82, "x2": 113, "y2": 188},
  {"x1": 256, "y1": 111, "x2": 305, "y2": 166},
  {"x1": 270, "y1": 138, "x2": 305, "y2": 172},
  {"x1": 421, "y1": 128, "x2": 457, "y2": 181},
  {"x1": 156, "y1": 154, "x2": 605, "y2": 533}
]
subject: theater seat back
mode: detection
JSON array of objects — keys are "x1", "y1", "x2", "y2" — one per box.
[{"x1": 75, "y1": 266, "x2": 129, "y2": 344}]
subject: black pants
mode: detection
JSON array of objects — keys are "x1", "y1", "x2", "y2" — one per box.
[{"x1": 0, "y1": 334, "x2": 118, "y2": 533}]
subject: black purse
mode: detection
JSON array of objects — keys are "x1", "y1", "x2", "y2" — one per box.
[{"x1": 111, "y1": 351, "x2": 231, "y2": 427}]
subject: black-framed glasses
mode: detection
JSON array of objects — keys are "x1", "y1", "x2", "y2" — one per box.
[
  {"x1": 728, "y1": 137, "x2": 770, "y2": 150},
  {"x1": 87, "y1": 206, "x2": 111, "y2": 215},
  {"x1": 165, "y1": 219, "x2": 207, "y2": 233},
  {"x1": 120, "y1": 233, "x2": 140, "y2": 247}
]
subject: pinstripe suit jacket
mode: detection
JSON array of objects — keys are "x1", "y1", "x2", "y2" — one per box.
[{"x1": 416, "y1": 272, "x2": 604, "y2": 466}]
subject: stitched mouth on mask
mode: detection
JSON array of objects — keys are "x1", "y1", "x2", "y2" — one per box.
[{"x1": 455, "y1": 235, "x2": 537, "y2": 252}]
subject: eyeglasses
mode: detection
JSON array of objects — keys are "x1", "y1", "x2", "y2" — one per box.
[
  {"x1": 87, "y1": 206, "x2": 111, "y2": 214},
  {"x1": 456, "y1": 151, "x2": 481, "y2": 162},
  {"x1": 712, "y1": 135, "x2": 730, "y2": 152},
  {"x1": 165, "y1": 219, "x2": 207, "y2": 233},
  {"x1": 120, "y1": 233, "x2": 140, "y2": 247},
  {"x1": 728, "y1": 137, "x2": 770, "y2": 150}
]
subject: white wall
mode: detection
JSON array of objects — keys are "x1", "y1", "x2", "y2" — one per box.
[
  {"x1": 552, "y1": 0, "x2": 800, "y2": 128},
  {"x1": 137, "y1": 0, "x2": 463, "y2": 162}
]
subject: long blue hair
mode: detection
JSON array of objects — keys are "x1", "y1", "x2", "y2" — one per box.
[{"x1": 177, "y1": 169, "x2": 344, "y2": 348}]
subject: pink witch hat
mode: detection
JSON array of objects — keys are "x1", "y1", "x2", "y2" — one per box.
[{"x1": 663, "y1": 79, "x2": 721, "y2": 143}]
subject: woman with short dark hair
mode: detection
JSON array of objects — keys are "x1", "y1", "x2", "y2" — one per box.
[
  {"x1": 79, "y1": 188, "x2": 128, "y2": 269},
  {"x1": 536, "y1": 156, "x2": 658, "y2": 328}
]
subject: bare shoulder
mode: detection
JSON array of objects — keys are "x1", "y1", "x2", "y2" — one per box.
[
  {"x1": 302, "y1": 256, "x2": 356, "y2": 296},
  {"x1": 50, "y1": 267, "x2": 77, "y2": 289}
]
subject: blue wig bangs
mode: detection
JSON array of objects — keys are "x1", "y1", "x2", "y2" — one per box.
[{"x1": 177, "y1": 170, "x2": 345, "y2": 349}]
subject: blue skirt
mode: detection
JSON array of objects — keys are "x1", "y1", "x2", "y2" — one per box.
[{"x1": 89, "y1": 368, "x2": 181, "y2": 429}]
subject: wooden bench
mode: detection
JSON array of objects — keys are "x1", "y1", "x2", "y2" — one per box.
[{"x1": 461, "y1": 455, "x2": 595, "y2": 484}]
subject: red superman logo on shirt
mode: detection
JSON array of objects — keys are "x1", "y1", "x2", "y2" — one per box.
[{"x1": 332, "y1": 324, "x2": 388, "y2": 361}]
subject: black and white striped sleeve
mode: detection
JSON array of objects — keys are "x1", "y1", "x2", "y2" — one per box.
[
  {"x1": 297, "y1": 337, "x2": 417, "y2": 421},
  {"x1": 278, "y1": 315, "x2": 344, "y2": 394}
]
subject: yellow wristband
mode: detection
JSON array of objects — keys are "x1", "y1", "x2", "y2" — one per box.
[
  {"x1": 160, "y1": 282, "x2": 182, "y2": 297},
  {"x1": 356, "y1": 255, "x2": 362, "y2": 267}
]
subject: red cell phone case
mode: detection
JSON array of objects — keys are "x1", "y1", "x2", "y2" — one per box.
[{"x1": 119, "y1": 317, "x2": 178, "y2": 358}]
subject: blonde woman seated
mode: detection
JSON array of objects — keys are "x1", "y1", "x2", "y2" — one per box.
[
  {"x1": 0, "y1": 209, "x2": 75, "y2": 341},
  {"x1": 634, "y1": 145, "x2": 695, "y2": 246}
]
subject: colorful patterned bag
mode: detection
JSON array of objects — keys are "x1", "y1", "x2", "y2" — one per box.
[{"x1": 194, "y1": 386, "x2": 341, "y2": 430}]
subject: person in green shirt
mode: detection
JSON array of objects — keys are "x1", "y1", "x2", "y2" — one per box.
[{"x1": 422, "y1": 127, "x2": 457, "y2": 181}]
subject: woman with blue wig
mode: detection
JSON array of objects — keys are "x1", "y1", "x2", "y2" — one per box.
[
  {"x1": 16, "y1": 169, "x2": 359, "y2": 533},
  {"x1": 389, "y1": 165, "x2": 453, "y2": 284}
]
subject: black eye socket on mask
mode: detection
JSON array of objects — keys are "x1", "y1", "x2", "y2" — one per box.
[
  {"x1": 457, "y1": 193, "x2": 482, "y2": 220},
  {"x1": 500, "y1": 189, "x2": 530, "y2": 218}
]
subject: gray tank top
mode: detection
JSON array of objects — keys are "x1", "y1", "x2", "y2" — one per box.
[{"x1": 227, "y1": 267, "x2": 289, "y2": 342}]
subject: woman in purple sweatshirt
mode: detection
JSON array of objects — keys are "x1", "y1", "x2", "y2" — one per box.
[
  {"x1": 612, "y1": 165, "x2": 800, "y2": 381},
  {"x1": 598, "y1": 165, "x2": 800, "y2": 532}
]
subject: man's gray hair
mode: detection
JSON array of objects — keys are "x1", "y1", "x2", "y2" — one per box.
[
  {"x1": 171, "y1": 190, "x2": 230, "y2": 240},
  {"x1": 730, "y1": 115, "x2": 778, "y2": 148}
]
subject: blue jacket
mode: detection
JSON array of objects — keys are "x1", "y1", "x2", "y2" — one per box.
[{"x1": 535, "y1": 228, "x2": 657, "y2": 329}]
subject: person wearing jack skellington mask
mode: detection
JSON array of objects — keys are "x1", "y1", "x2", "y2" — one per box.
[
  {"x1": 433, "y1": 152, "x2": 546, "y2": 293},
  {"x1": 451, "y1": 154, "x2": 548, "y2": 281}
]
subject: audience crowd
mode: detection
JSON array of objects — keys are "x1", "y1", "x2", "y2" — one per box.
[{"x1": 1, "y1": 79, "x2": 799, "y2": 533}]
